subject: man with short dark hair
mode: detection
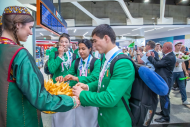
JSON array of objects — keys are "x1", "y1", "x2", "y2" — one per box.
[
  {"x1": 147, "y1": 42, "x2": 176, "y2": 123},
  {"x1": 172, "y1": 42, "x2": 190, "y2": 105},
  {"x1": 72, "y1": 43, "x2": 77, "y2": 51},
  {"x1": 137, "y1": 41, "x2": 159, "y2": 71},
  {"x1": 72, "y1": 24, "x2": 135, "y2": 127},
  {"x1": 155, "y1": 43, "x2": 163, "y2": 59}
]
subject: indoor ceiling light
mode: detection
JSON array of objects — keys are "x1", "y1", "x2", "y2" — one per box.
[
  {"x1": 132, "y1": 27, "x2": 142, "y2": 31},
  {"x1": 144, "y1": 0, "x2": 149, "y2": 2},
  {"x1": 168, "y1": 27, "x2": 184, "y2": 31},
  {"x1": 40, "y1": 33, "x2": 43, "y2": 36},
  {"x1": 83, "y1": 32, "x2": 88, "y2": 36},
  {"x1": 121, "y1": 33, "x2": 131, "y2": 36},
  {"x1": 182, "y1": 0, "x2": 187, "y2": 1},
  {"x1": 144, "y1": 29, "x2": 154, "y2": 32},
  {"x1": 155, "y1": 27, "x2": 163, "y2": 30}
]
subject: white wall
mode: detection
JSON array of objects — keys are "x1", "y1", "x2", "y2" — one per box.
[{"x1": 0, "y1": 0, "x2": 34, "y2": 56}]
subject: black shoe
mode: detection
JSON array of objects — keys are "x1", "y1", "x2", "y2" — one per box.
[
  {"x1": 154, "y1": 117, "x2": 170, "y2": 123},
  {"x1": 155, "y1": 112, "x2": 164, "y2": 116}
]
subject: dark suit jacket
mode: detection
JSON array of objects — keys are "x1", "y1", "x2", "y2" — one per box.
[
  {"x1": 153, "y1": 50, "x2": 159, "y2": 60},
  {"x1": 148, "y1": 52, "x2": 176, "y2": 85}
]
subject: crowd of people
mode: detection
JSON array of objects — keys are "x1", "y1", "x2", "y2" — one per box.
[
  {"x1": 0, "y1": 5, "x2": 190, "y2": 127},
  {"x1": 121, "y1": 40, "x2": 190, "y2": 122}
]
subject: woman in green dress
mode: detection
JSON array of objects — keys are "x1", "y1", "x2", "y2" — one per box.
[
  {"x1": 48, "y1": 33, "x2": 76, "y2": 83},
  {"x1": 53, "y1": 39, "x2": 101, "y2": 127},
  {"x1": 0, "y1": 6, "x2": 79, "y2": 127}
]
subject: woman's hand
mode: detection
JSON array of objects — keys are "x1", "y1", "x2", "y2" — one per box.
[
  {"x1": 56, "y1": 76, "x2": 65, "y2": 82},
  {"x1": 72, "y1": 96, "x2": 81, "y2": 108},
  {"x1": 58, "y1": 46, "x2": 65, "y2": 57},
  {"x1": 64, "y1": 74, "x2": 79, "y2": 82}
]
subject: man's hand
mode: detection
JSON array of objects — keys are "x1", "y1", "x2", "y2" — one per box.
[
  {"x1": 72, "y1": 86, "x2": 84, "y2": 98},
  {"x1": 56, "y1": 76, "x2": 65, "y2": 82},
  {"x1": 146, "y1": 52, "x2": 151, "y2": 57},
  {"x1": 185, "y1": 71, "x2": 189, "y2": 77},
  {"x1": 151, "y1": 51, "x2": 155, "y2": 57},
  {"x1": 188, "y1": 70, "x2": 190, "y2": 74},
  {"x1": 75, "y1": 82, "x2": 89, "y2": 91}
]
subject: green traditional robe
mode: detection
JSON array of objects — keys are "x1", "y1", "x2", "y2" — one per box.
[
  {"x1": 79, "y1": 51, "x2": 135, "y2": 127},
  {"x1": 0, "y1": 38, "x2": 74, "y2": 127}
]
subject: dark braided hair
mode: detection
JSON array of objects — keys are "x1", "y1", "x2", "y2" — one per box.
[
  {"x1": 12, "y1": 21, "x2": 20, "y2": 45},
  {"x1": 78, "y1": 39, "x2": 93, "y2": 55},
  {"x1": 0, "y1": 26, "x2": 2, "y2": 37},
  {"x1": 2, "y1": 14, "x2": 34, "y2": 45}
]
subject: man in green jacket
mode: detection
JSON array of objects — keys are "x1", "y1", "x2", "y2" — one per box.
[{"x1": 72, "y1": 24, "x2": 135, "y2": 127}]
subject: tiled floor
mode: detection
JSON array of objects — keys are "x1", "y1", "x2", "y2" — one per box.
[{"x1": 39, "y1": 65, "x2": 190, "y2": 127}]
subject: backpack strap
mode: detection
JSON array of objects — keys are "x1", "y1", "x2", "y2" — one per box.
[
  {"x1": 121, "y1": 97, "x2": 136, "y2": 126},
  {"x1": 110, "y1": 54, "x2": 138, "y2": 77},
  {"x1": 54, "y1": 51, "x2": 59, "y2": 59},
  {"x1": 74, "y1": 58, "x2": 81, "y2": 74},
  {"x1": 109, "y1": 54, "x2": 137, "y2": 126},
  {"x1": 90, "y1": 57, "x2": 98, "y2": 72},
  {"x1": 72, "y1": 53, "x2": 76, "y2": 62},
  {"x1": 74, "y1": 57, "x2": 97, "y2": 75}
]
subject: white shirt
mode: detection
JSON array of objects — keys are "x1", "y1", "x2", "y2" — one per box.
[
  {"x1": 158, "y1": 51, "x2": 163, "y2": 60},
  {"x1": 100, "y1": 46, "x2": 119, "y2": 81},
  {"x1": 164, "y1": 52, "x2": 171, "y2": 57},
  {"x1": 133, "y1": 50, "x2": 137, "y2": 60},
  {"x1": 141, "y1": 49, "x2": 155, "y2": 71},
  {"x1": 97, "y1": 46, "x2": 120, "y2": 92},
  {"x1": 80, "y1": 55, "x2": 92, "y2": 76},
  {"x1": 93, "y1": 50, "x2": 100, "y2": 59},
  {"x1": 173, "y1": 51, "x2": 184, "y2": 72}
]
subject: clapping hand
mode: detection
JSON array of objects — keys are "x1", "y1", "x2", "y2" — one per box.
[
  {"x1": 151, "y1": 52, "x2": 155, "y2": 57},
  {"x1": 146, "y1": 52, "x2": 151, "y2": 57}
]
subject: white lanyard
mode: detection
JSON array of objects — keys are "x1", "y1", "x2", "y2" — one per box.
[
  {"x1": 79, "y1": 55, "x2": 91, "y2": 76},
  {"x1": 61, "y1": 50, "x2": 72, "y2": 72},
  {"x1": 97, "y1": 49, "x2": 122, "y2": 92}
]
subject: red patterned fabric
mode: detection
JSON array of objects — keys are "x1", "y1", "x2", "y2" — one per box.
[{"x1": 0, "y1": 37, "x2": 17, "y2": 45}]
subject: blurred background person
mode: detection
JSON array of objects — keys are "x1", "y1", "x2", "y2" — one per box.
[
  {"x1": 155, "y1": 43, "x2": 163, "y2": 59},
  {"x1": 172, "y1": 42, "x2": 190, "y2": 105},
  {"x1": 147, "y1": 42, "x2": 176, "y2": 123},
  {"x1": 137, "y1": 40, "x2": 158, "y2": 71}
]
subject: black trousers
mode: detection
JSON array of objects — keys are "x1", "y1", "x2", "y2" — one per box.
[{"x1": 159, "y1": 77, "x2": 172, "y2": 119}]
